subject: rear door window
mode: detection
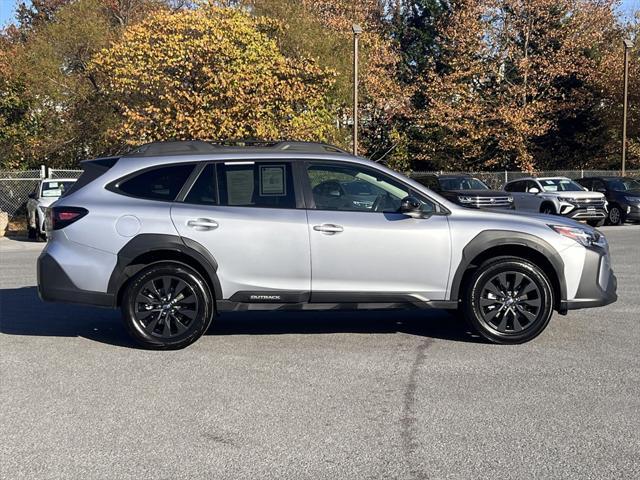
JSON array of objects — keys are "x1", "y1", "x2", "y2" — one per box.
[
  {"x1": 184, "y1": 164, "x2": 218, "y2": 205},
  {"x1": 115, "y1": 164, "x2": 195, "y2": 201},
  {"x1": 217, "y1": 161, "x2": 296, "y2": 209}
]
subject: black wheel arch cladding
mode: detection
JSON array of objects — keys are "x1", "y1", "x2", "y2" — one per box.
[
  {"x1": 450, "y1": 230, "x2": 566, "y2": 305},
  {"x1": 108, "y1": 233, "x2": 223, "y2": 304}
]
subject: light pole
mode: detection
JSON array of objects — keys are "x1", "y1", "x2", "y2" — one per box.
[
  {"x1": 622, "y1": 39, "x2": 634, "y2": 176},
  {"x1": 352, "y1": 24, "x2": 362, "y2": 156}
]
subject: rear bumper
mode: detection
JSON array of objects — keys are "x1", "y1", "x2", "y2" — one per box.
[
  {"x1": 37, "y1": 252, "x2": 115, "y2": 307},
  {"x1": 560, "y1": 247, "x2": 617, "y2": 311}
]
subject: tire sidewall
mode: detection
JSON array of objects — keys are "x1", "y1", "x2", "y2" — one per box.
[
  {"x1": 122, "y1": 262, "x2": 213, "y2": 349},
  {"x1": 608, "y1": 206, "x2": 623, "y2": 226},
  {"x1": 464, "y1": 258, "x2": 554, "y2": 344}
]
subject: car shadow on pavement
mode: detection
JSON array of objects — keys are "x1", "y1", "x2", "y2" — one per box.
[
  {"x1": 0, "y1": 287, "x2": 135, "y2": 348},
  {"x1": 0, "y1": 287, "x2": 482, "y2": 348}
]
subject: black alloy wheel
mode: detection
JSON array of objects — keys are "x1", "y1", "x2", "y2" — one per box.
[
  {"x1": 463, "y1": 256, "x2": 554, "y2": 344},
  {"x1": 122, "y1": 262, "x2": 213, "y2": 349}
]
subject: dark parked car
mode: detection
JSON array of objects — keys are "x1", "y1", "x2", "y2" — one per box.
[
  {"x1": 576, "y1": 176, "x2": 640, "y2": 225},
  {"x1": 413, "y1": 174, "x2": 514, "y2": 209}
]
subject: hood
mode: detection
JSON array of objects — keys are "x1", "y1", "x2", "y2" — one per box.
[
  {"x1": 542, "y1": 190, "x2": 604, "y2": 200},
  {"x1": 460, "y1": 206, "x2": 593, "y2": 230},
  {"x1": 615, "y1": 189, "x2": 640, "y2": 197},
  {"x1": 444, "y1": 189, "x2": 510, "y2": 197}
]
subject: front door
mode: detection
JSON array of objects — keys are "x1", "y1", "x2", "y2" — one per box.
[
  {"x1": 170, "y1": 161, "x2": 310, "y2": 301},
  {"x1": 303, "y1": 162, "x2": 451, "y2": 302}
]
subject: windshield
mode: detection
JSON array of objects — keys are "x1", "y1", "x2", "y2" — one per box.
[
  {"x1": 539, "y1": 178, "x2": 584, "y2": 192},
  {"x1": 606, "y1": 178, "x2": 640, "y2": 192},
  {"x1": 40, "y1": 181, "x2": 75, "y2": 198},
  {"x1": 439, "y1": 177, "x2": 489, "y2": 191}
]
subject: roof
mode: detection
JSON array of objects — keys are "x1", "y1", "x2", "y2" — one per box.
[
  {"x1": 123, "y1": 140, "x2": 350, "y2": 158},
  {"x1": 505, "y1": 176, "x2": 570, "y2": 183}
]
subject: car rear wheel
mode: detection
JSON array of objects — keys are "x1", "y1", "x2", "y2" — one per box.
[
  {"x1": 607, "y1": 205, "x2": 624, "y2": 226},
  {"x1": 462, "y1": 257, "x2": 554, "y2": 344},
  {"x1": 122, "y1": 262, "x2": 214, "y2": 349}
]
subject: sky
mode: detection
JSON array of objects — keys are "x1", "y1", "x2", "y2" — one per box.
[{"x1": 0, "y1": 0, "x2": 639, "y2": 29}]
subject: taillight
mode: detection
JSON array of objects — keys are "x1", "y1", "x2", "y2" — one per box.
[{"x1": 47, "y1": 207, "x2": 88, "y2": 230}]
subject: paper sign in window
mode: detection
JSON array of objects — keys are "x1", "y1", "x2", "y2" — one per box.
[
  {"x1": 260, "y1": 165, "x2": 286, "y2": 196},
  {"x1": 227, "y1": 169, "x2": 254, "y2": 205}
]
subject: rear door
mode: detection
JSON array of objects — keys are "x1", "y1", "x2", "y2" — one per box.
[
  {"x1": 302, "y1": 162, "x2": 451, "y2": 301},
  {"x1": 171, "y1": 161, "x2": 311, "y2": 301}
]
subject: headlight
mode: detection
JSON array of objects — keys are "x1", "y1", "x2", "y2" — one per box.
[
  {"x1": 558, "y1": 196, "x2": 576, "y2": 203},
  {"x1": 624, "y1": 196, "x2": 640, "y2": 204},
  {"x1": 506, "y1": 196, "x2": 513, "y2": 202},
  {"x1": 549, "y1": 225, "x2": 608, "y2": 249},
  {"x1": 458, "y1": 196, "x2": 474, "y2": 203}
]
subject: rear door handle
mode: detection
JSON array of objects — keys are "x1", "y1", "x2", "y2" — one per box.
[
  {"x1": 313, "y1": 224, "x2": 344, "y2": 234},
  {"x1": 187, "y1": 218, "x2": 219, "y2": 231}
]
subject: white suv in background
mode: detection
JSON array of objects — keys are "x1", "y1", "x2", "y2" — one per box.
[{"x1": 504, "y1": 177, "x2": 608, "y2": 227}]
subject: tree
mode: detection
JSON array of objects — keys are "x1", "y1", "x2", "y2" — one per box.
[
  {"x1": 392, "y1": 0, "x2": 449, "y2": 84},
  {"x1": 1, "y1": 0, "x2": 117, "y2": 168},
  {"x1": 416, "y1": 0, "x2": 622, "y2": 171},
  {"x1": 91, "y1": 7, "x2": 337, "y2": 145}
]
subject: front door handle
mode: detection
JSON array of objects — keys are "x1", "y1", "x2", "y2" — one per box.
[
  {"x1": 187, "y1": 218, "x2": 219, "y2": 231},
  {"x1": 313, "y1": 224, "x2": 344, "y2": 234}
]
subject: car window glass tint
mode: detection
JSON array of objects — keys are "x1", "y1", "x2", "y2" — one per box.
[
  {"x1": 184, "y1": 164, "x2": 217, "y2": 205},
  {"x1": 505, "y1": 181, "x2": 524, "y2": 192},
  {"x1": 217, "y1": 162, "x2": 296, "y2": 209},
  {"x1": 118, "y1": 164, "x2": 195, "y2": 201},
  {"x1": 307, "y1": 164, "x2": 433, "y2": 214}
]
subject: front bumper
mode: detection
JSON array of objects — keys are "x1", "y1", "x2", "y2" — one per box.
[
  {"x1": 565, "y1": 207, "x2": 607, "y2": 221},
  {"x1": 625, "y1": 204, "x2": 640, "y2": 221},
  {"x1": 37, "y1": 252, "x2": 115, "y2": 307},
  {"x1": 560, "y1": 246, "x2": 617, "y2": 311}
]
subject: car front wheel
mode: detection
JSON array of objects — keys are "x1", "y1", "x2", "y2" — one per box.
[
  {"x1": 462, "y1": 256, "x2": 554, "y2": 344},
  {"x1": 122, "y1": 262, "x2": 214, "y2": 349},
  {"x1": 607, "y1": 205, "x2": 624, "y2": 226}
]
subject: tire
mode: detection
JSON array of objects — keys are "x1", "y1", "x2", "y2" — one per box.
[
  {"x1": 122, "y1": 262, "x2": 214, "y2": 350},
  {"x1": 587, "y1": 219, "x2": 605, "y2": 228},
  {"x1": 606, "y1": 205, "x2": 624, "y2": 226},
  {"x1": 462, "y1": 256, "x2": 554, "y2": 344},
  {"x1": 540, "y1": 203, "x2": 556, "y2": 215}
]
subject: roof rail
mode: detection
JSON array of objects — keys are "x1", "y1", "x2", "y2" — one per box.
[
  {"x1": 123, "y1": 139, "x2": 350, "y2": 157},
  {"x1": 124, "y1": 140, "x2": 220, "y2": 157},
  {"x1": 271, "y1": 141, "x2": 349, "y2": 154}
]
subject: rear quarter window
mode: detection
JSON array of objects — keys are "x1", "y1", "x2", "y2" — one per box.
[{"x1": 113, "y1": 164, "x2": 195, "y2": 201}]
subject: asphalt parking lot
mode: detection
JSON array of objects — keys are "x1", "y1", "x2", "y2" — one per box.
[{"x1": 1, "y1": 227, "x2": 639, "y2": 480}]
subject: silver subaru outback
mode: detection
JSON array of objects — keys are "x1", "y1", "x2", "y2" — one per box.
[{"x1": 37, "y1": 141, "x2": 617, "y2": 349}]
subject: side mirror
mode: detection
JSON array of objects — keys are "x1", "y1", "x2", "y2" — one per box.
[
  {"x1": 28, "y1": 192, "x2": 37, "y2": 199},
  {"x1": 400, "y1": 196, "x2": 423, "y2": 217},
  {"x1": 528, "y1": 187, "x2": 540, "y2": 194}
]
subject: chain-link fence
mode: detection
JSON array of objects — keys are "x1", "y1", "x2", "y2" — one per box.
[
  {"x1": 0, "y1": 167, "x2": 82, "y2": 218},
  {"x1": 409, "y1": 170, "x2": 640, "y2": 190},
  {"x1": 49, "y1": 169, "x2": 83, "y2": 180}
]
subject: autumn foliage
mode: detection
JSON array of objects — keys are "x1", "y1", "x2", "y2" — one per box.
[{"x1": 0, "y1": 0, "x2": 637, "y2": 171}]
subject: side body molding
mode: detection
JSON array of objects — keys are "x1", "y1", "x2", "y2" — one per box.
[
  {"x1": 107, "y1": 233, "x2": 223, "y2": 302},
  {"x1": 449, "y1": 230, "x2": 567, "y2": 303}
]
